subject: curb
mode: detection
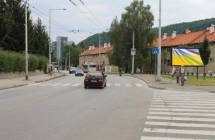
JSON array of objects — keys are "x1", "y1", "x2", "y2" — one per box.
[
  {"x1": 0, "y1": 73, "x2": 66, "y2": 91},
  {"x1": 35, "y1": 74, "x2": 66, "y2": 83},
  {"x1": 126, "y1": 74, "x2": 166, "y2": 90},
  {"x1": 0, "y1": 84, "x2": 28, "y2": 91}
]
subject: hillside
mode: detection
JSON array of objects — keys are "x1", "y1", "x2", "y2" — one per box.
[{"x1": 78, "y1": 18, "x2": 215, "y2": 48}]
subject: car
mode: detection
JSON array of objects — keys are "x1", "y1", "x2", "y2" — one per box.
[
  {"x1": 83, "y1": 68, "x2": 89, "y2": 73},
  {"x1": 75, "y1": 69, "x2": 84, "y2": 76},
  {"x1": 84, "y1": 72, "x2": 107, "y2": 89},
  {"x1": 69, "y1": 67, "x2": 76, "y2": 74}
]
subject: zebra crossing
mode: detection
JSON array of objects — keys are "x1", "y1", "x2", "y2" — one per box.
[
  {"x1": 141, "y1": 90, "x2": 215, "y2": 140},
  {"x1": 28, "y1": 82, "x2": 145, "y2": 88}
]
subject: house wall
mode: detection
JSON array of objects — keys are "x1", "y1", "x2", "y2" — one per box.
[{"x1": 79, "y1": 53, "x2": 110, "y2": 67}]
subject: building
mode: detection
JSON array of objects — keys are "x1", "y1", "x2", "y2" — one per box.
[
  {"x1": 156, "y1": 24, "x2": 215, "y2": 75},
  {"x1": 56, "y1": 36, "x2": 68, "y2": 60},
  {"x1": 79, "y1": 43, "x2": 113, "y2": 71}
]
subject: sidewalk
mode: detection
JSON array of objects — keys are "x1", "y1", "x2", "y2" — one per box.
[
  {"x1": 130, "y1": 74, "x2": 215, "y2": 93},
  {"x1": 0, "y1": 72, "x2": 65, "y2": 90}
]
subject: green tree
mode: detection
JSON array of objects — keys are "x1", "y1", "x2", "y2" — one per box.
[
  {"x1": 62, "y1": 43, "x2": 83, "y2": 68},
  {"x1": 110, "y1": 0, "x2": 155, "y2": 73},
  {"x1": 200, "y1": 37, "x2": 211, "y2": 78},
  {"x1": 29, "y1": 18, "x2": 49, "y2": 57}
]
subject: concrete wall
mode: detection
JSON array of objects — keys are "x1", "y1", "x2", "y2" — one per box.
[{"x1": 0, "y1": 70, "x2": 44, "y2": 79}]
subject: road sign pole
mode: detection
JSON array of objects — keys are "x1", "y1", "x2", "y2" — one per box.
[{"x1": 131, "y1": 31, "x2": 135, "y2": 75}]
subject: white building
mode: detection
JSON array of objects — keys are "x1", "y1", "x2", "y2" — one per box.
[{"x1": 56, "y1": 36, "x2": 68, "y2": 60}]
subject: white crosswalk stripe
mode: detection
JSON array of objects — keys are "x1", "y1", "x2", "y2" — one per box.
[
  {"x1": 28, "y1": 82, "x2": 144, "y2": 88},
  {"x1": 141, "y1": 90, "x2": 215, "y2": 140}
]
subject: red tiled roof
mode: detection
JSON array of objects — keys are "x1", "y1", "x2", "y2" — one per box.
[
  {"x1": 154, "y1": 30, "x2": 215, "y2": 48},
  {"x1": 80, "y1": 46, "x2": 113, "y2": 56}
]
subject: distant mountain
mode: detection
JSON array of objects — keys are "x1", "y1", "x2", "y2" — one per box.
[{"x1": 78, "y1": 18, "x2": 215, "y2": 48}]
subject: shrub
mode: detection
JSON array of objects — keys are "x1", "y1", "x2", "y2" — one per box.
[{"x1": 0, "y1": 51, "x2": 48, "y2": 73}]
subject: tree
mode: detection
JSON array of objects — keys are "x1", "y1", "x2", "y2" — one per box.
[
  {"x1": 29, "y1": 18, "x2": 49, "y2": 57},
  {"x1": 0, "y1": 0, "x2": 49, "y2": 57},
  {"x1": 200, "y1": 37, "x2": 211, "y2": 78},
  {"x1": 62, "y1": 43, "x2": 83, "y2": 68},
  {"x1": 110, "y1": 0, "x2": 155, "y2": 73}
]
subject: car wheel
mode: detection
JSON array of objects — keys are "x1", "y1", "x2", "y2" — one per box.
[{"x1": 84, "y1": 84, "x2": 88, "y2": 89}]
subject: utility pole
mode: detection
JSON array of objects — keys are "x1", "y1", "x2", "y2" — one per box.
[
  {"x1": 157, "y1": 0, "x2": 162, "y2": 81},
  {"x1": 98, "y1": 33, "x2": 101, "y2": 71},
  {"x1": 48, "y1": 9, "x2": 52, "y2": 66},
  {"x1": 69, "y1": 47, "x2": 71, "y2": 68},
  {"x1": 25, "y1": 1, "x2": 29, "y2": 80},
  {"x1": 48, "y1": 8, "x2": 66, "y2": 68},
  {"x1": 131, "y1": 31, "x2": 135, "y2": 75}
]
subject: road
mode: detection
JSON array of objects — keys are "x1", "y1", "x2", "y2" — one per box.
[
  {"x1": 0, "y1": 74, "x2": 215, "y2": 140},
  {"x1": 0, "y1": 74, "x2": 152, "y2": 140}
]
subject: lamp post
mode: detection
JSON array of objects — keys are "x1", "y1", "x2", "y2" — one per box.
[
  {"x1": 25, "y1": 0, "x2": 29, "y2": 80},
  {"x1": 157, "y1": 0, "x2": 162, "y2": 81},
  {"x1": 48, "y1": 8, "x2": 66, "y2": 67}
]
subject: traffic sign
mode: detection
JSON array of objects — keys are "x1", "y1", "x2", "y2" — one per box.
[
  {"x1": 131, "y1": 48, "x2": 136, "y2": 56},
  {"x1": 152, "y1": 48, "x2": 159, "y2": 55}
]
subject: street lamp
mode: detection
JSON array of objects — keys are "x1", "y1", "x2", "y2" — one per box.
[
  {"x1": 48, "y1": 8, "x2": 67, "y2": 67},
  {"x1": 25, "y1": 0, "x2": 29, "y2": 80},
  {"x1": 157, "y1": 0, "x2": 162, "y2": 81}
]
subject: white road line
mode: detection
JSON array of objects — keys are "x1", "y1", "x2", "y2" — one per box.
[
  {"x1": 136, "y1": 83, "x2": 143, "y2": 87},
  {"x1": 115, "y1": 83, "x2": 121, "y2": 87},
  {"x1": 147, "y1": 116, "x2": 215, "y2": 122},
  {"x1": 153, "y1": 98, "x2": 215, "y2": 101},
  {"x1": 145, "y1": 121, "x2": 215, "y2": 128},
  {"x1": 151, "y1": 103, "x2": 215, "y2": 106},
  {"x1": 143, "y1": 127, "x2": 215, "y2": 136},
  {"x1": 149, "y1": 112, "x2": 215, "y2": 117},
  {"x1": 152, "y1": 100, "x2": 215, "y2": 104},
  {"x1": 150, "y1": 105, "x2": 215, "y2": 109},
  {"x1": 141, "y1": 136, "x2": 208, "y2": 140},
  {"x1": 106, "y1": 83, "x2": 111, "y2": 87},
  {"x1": 149, "y1": 108, "x2": 215, "y2": 113},
  {"x1": 28, "y1": 83, "x2": 41, "y2": 86},
  {"x1": 72, "y1": 83, "x2": 81, "y2": 87},
  {"x1": 125, "y1": 83, "x2": 132, "y2": 87},
  {"x1": 63, "y1": 83, "x2": 71, "y2": 87},
  {"x1": 49, "y1": 83, "x2": 60, "y2": 87}
]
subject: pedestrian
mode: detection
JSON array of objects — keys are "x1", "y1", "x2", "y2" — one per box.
[
  {"x1": 180, "y1": 66, "x2": 186, "y2": 86},
  {"x1": 175, "y1": 66, "x2": 180, "y2": 84}
]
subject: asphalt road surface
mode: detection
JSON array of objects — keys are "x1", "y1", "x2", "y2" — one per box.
[{"x1": 1, "y1": 74, "x2": 215, "y2": 140}]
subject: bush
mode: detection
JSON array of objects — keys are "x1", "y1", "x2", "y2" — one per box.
[{"x1": 0, "y1": 51, "x2": 48, "y2": 73}]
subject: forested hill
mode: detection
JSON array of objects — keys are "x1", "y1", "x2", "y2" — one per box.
[
  {"x1": 78, "y1": 32, "x2": 110, "y2": 48},
  {"x1": 78, "y1": 18, "x2": 215, "y2": 48}
]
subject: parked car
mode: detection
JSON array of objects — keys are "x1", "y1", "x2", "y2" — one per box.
[
  {"x1": 75, "y1": 69, "x2": 84, "y2": 77},
  {"x1": 84, "y1": 72, "x2": 107, "y2": 89},
  {"x1": 69, "y1": 67, "x2": 76, "y2": 74}
]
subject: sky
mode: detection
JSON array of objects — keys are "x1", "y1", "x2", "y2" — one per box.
[{"x1": 29, "y1": 0, "x2": 215, "y2": 44}]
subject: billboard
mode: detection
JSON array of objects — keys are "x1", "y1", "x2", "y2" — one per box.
[{"x1": 172, "y1": 49, "x2": 204, "y2": 66}]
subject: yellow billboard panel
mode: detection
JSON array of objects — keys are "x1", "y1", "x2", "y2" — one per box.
[{"x1": 172, "y1": 49, "x2": 204, "y2": 66}]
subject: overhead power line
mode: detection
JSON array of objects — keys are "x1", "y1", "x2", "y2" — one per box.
[
  {"x1": 77, "y1": 0, "x2": 105, "y2": 29},
  {"x1": 68, "y1": 0, "x2": 105, "y2": 31}
]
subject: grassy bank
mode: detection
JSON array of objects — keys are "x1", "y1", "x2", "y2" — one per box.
[{"x1": 162, "y1": 75, "x2": 215, "y2": 86}]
